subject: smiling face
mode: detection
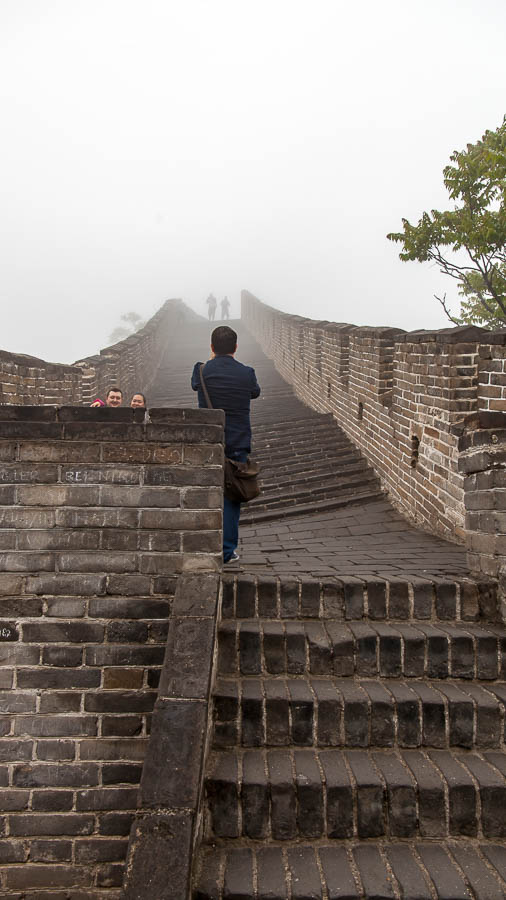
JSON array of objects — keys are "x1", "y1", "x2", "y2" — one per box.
[
  {"x1": 106, "y1": 390, "x2": 123, "y2": 407},
  {"x1": 130, "y1": 393, "x2": 146, "y2": 408}
]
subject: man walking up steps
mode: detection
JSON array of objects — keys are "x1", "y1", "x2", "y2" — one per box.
[{"x1": 191, "y1": 325, "x2": 261, "y2": 563}]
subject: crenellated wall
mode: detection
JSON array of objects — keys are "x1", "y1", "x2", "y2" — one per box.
[
  {"x1": 242, "y1": 290, "x2": 506, "y2": 552},
  {"x1": 0, "y1": 299, "x2": 188, "y2": 407}
]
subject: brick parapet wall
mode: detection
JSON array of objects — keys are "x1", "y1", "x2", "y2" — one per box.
[
  {"x1": 457, "y1": 412, "x2": 506, "y2": 587},
  {"x1": 0, "y1": 406, "x2": 223, "y2": 896},
  {"x1": 0, "y1": 299, "x2": 187, "y2": 407},
  {"x1": 242, "y1": 291, "x2": 506, "y2": 543}
]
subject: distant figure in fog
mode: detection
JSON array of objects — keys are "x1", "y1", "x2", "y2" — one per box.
[
  {"x1": 130, "y1": 392, "x2": 146, "y2": 408},
  {"x1": 221, "y1": 296, "x2": 230, "y2": 319},
  {"x1": 90, "y1": 387, "x2": 123, "y2": 408},
  {"x1": 206, "y1": 294, "x2": 217, "y2": 321}
]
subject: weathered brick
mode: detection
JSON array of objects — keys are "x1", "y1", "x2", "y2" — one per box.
[
  {"x1": 13, "y1": 762, "x2": 99, "y2": 788},
  {"x1": 13, "y1": 716, "x2": 97, "y2": 737},
  {"x1": 57, "y1": 552, "x2": 138, "y2": 574},
  {"x1": 36, "y1": 740, "x2": 76, "y2": 761},
  {"x1": 90, "y1": 596, "x2": 170, "y2": 618},
  {"x1": 75, "y1": 838, "x2": 129, "y2": 863},
  {"x1": 0, "y1": 463, "x2": 58, "y2": 483},
  {"x1": 9, "y1": 813, "x2": 95, "y2": 835},
  {"x1": 139, "y1": 508, "x2": 221, "y2": 530},
  {"x1": 101, "y1": 485, "x2": 180, "y2": 508},
  {"x1": 26, "y1": 574, "x2": 107, "y2": 596},
  {"x1": 0, "y1": 551, "x2": 55, "y2": 572},
  {"x1": 30, "y1": 840, "x2": 73, "y2": 862},
  {"x1": 17, "y1": 668, "x2": 101, "y2": 688},
  {"x1": 76, "y1": 787, "x2": 138, "y2": 810},
  {"x1": 25, "y1": 622, "x2": 104, "y2": 643},
  {"x1": 79, "y1": 739, "x2": 148, "y2": 761}
]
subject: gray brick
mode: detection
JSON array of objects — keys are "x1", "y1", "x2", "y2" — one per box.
[
  {"x1": 416, "y1": 844, "x2": 473, "y2": 900},
  {"x1": 268, "y1": 749, "x2": 296, "y2": 840},
  {"x1": 9, "y1": 814, "x2": 95, "y2": 835},
  {"x1": 13, "y1": 763, "x2": 99, "y2": 788},
  {"x1": 24, "y1": 622, "x2": 104, "y2": 642},
  {"x1": 345, "y1": 750, "x2": 384, "y2": 838},
  {"x1": 0, "y1": 551, "x2": 55, "y2": 572}
]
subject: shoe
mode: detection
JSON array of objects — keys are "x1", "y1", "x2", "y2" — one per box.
[{"x1": 225, "y1": 552, "x2": 240, "y2": 563}]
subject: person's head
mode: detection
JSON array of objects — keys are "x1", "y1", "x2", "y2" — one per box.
[
  {"x1": 106, "y1": 388, "x2": 123, "y2": 407},
  {"x1": 130, "y1": 392, "x2": 146, "y2": 408},
  {"x1": 211, "y1": 326, "x2": 237, "y2": 356}
]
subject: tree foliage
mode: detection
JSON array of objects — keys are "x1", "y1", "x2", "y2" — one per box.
[
  {"x1": 108, "y1": 312, "x2": 146, "y2": 344},
  {"x1": 387, "y1": 117, "x2": 506, "y2": 328}
]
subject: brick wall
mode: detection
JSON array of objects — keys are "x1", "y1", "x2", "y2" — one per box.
[
  {"x1": 0, "y1": 299, "x2": 187, "y2": 407},
  {"x1": 242, "y1": 291, "x2": 506, "y2": 544},
  {"x1": 0, "y1": 405, "x2": 223, "y2": 897},
  {"x1": 458, "y1": 411, "x2": 506, "y2": 584}
]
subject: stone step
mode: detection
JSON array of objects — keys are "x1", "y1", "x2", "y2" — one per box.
[
  {"x1": 221, "y1": 574, "x2": 497, "y2": 624},
  {"x1": 193, "y1": 840, "x2": 506, "y2": 899},
  {"x1": 212, "y1": 676, "x2": 506, "y2": 750},
  {"x1": 259, "y1": 451, "x2": 365, "y2": 479},
  {"x1": 249, "y1": 472, "x2": 379, "y2": 510},
  {"x1": 258, "y1": 462, "x2": 371, "y2": 494},
  {"x1": 253, "y1": 443, "x2": 363, "y2": 471},
  {"x1": 240, "y1": 488, "x2": 385, "y2": 525},
  {"x1": 253, "y1": 414, "x2": 336, "y2": 437},
  {"x1": 217, "y1": 620, "x2": 506, "y2": 681},
  {"x1": 253, "y1": 432, "x2": 353, "y2": 457},
  {"x1": 204, "y1": 747, "x2": 506, "y2": 841}
]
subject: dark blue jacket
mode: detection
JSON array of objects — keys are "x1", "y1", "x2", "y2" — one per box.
[{"x1": 191, "y1": 355, "x2": 261, "y2": 454}]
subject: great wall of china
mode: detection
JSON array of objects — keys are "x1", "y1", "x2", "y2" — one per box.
[{"x1": 0, "y1": 292, "x2": 505, "y2": 898}]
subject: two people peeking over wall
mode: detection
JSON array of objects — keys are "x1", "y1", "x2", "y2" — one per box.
[{"x1": 90, "y1": 389, "x2": 147, "y2": 408}]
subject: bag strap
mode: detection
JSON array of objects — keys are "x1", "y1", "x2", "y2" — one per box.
[{"x1": 199, "y1": 364, "x2": 213, "y2": 409}]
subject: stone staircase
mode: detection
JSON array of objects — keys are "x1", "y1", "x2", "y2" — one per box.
[
  {"x1": 149, "y1": 318, "x2": 383, "y2": 524},
  {"x1": 192, "y1": 574, "x2": 506, "y2": 899}
]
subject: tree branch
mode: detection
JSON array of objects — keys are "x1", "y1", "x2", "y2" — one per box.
[{"x1": 436, "y1": 293, "x2": 462, "y2": 325}]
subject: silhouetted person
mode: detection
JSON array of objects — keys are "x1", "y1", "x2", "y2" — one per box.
[
  {"x1": 221, "y1": 296, "x2": 230, "y2": 319},
  {"x1": 191, "y1": 326, "x2": 261, "y2": 563},
  {"x1": 206, "y1": 294, "x2": 217, "y2": 321}
]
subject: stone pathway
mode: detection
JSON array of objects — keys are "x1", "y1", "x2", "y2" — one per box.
[{"x1": 237, "y1": 500, "x2": 467, "y2": 577}]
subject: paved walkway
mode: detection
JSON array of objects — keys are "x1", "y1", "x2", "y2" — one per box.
[{"x1": 237, "y1": 499, "x2": 468, "y2": 578}]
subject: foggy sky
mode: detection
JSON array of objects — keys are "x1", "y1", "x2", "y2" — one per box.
[{"x1": 1, "y1": 0, "x2": 505, "y2": 364}]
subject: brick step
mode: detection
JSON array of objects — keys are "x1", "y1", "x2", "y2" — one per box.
[
  {"x1": 253, "y1": 433, "x2": 352, "y2": 457},
  {"x1": 258, "y1": 451, "x2": 364, "y2": 479},
  {"x1": 253, "y1": 442, "x2": 362, "y2": 468},
  {"x1": 213, "y1": 676, "x2": 506, "y2": 750},
  {"x1": 253, "y1": 414, "x2": 336, "y2": 436},
  {"x1": 217, "y1": 620, "x2": 506, "y2": 681},
  {"x1": 259, "y1": 460, "x2": 369, "y2": 492},
  {"x1": 221, "y1": 574, "x2": 497, "y2": 624},
  {"x1": 240, "y1": 488, "x2": 385, "y2": 525},
  {"x1": 252, "y1": 412, "x2": 331, "y2": 428},
  {"x1": 250, "y1": 472, "x2": 379, "y2": 509},
  {"x1": 204, "y1": 747, "x2": 506, "y2": 841},
  {"x1": 193, "y1": 840, "x2": 506, "y2": 899}
]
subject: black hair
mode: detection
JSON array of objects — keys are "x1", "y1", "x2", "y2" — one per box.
[
  {"x1": 211, "y1": 326, "x2": 237, "y2": 355},
  {"x1": 106, "y1": 387, "x2": 123, "y2": 397},
  {"x1": 131, "y1": 392, "x2": 146, "y2": 405}
]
